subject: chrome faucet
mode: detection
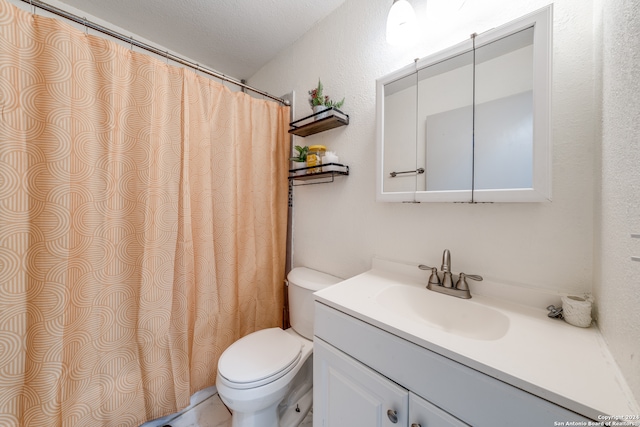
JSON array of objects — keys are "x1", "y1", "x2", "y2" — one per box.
[{"x1": 418, "y1": 249, "x2": 482, "y2": 299}]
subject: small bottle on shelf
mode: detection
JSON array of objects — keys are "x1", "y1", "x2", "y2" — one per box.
[{"x1": 306, "y1": 145, "x2": 326, "y2": 173}]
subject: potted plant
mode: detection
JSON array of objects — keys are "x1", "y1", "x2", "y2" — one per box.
[
  {"x1": 308, "y1": 79, "x2": 345, "y2": 120},
  {"x1": 290, "y1": 145, "x2": 309, "y2": 175}
]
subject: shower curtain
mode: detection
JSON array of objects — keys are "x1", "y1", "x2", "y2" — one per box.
[{"x1": 0, "y1": 1, "x2": 290, "y2": 426}]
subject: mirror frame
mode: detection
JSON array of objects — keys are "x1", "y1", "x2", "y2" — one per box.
[{"x1": 376, "y1": 6, "x2": 552, "y2": 203}]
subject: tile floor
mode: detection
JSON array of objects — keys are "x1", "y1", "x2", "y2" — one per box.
[{"x1": 140, "y1": 386, "x2": 312, "y2": 427}]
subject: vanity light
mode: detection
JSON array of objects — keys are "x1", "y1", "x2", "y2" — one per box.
[{"x1": 386, "y1": 0, "x2": 418, "y2": 46}]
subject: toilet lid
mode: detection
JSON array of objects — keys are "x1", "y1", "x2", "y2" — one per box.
[{"x1": 218, "y1": 328, "x2": 302, "y2": 388}]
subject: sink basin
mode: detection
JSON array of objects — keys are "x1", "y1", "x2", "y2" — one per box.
[{"x1": 375, "y1": 284, "x2": 510, "y2": 341}]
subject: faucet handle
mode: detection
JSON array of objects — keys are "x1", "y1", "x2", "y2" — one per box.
[
  {"x1": 418, "y1": 265, "x2": 441, "y2": 286},
  {"x1": 455, "y1": 273, "x2": 483, "y2": 291}
]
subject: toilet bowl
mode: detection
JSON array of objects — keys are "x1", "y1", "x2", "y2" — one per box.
[{"x1": 216, "y1": 267, "x2": 341, "y2": 427}]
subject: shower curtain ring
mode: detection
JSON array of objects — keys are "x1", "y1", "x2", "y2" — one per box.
[
  {"x1": 30, "y1": 0, "x2": 36, "y2": 15},
  {"x1": 129, "y1": 36, "x2": 134, "y2": 51},
  {"x1": 165, "y1": 51, "x2": 169, "y2": 64},
  {"x1": 82, "y1": 17, "x2": 88, "y2": 34}
]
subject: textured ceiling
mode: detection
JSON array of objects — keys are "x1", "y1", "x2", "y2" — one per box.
[{"x1": 56, "y1": 0, "x2": 349, "y2": 79}]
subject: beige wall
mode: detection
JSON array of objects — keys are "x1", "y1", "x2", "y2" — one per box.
[
  {"x1": 595, "y1": 0, "x2": 640, "y2": 402},
  {"x1": 251, "y1": 0, "x2": 598, "y2": 294},
  {"x1": 253, "y1": 0, "x2": 640, "y2": 401}
]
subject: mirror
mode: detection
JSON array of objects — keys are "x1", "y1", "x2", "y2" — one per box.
[
  {"x1": 382, "y1": 73, "x2": 418, "y2": 196},
  {"x1": 474, "y1": 27, "x2": 534, "y2": 195},
  {"x1": 376, "y1": 6, "x2": 552, "y2": 203},
  {"x1": 418, "y1": 50, "x2": 474, "y2": 201}
]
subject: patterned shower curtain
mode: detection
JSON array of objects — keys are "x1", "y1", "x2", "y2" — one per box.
[{"x1": 0, "y1": 1, "x2": 290, "y2": 425}]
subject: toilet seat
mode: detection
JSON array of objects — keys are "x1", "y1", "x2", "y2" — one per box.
[{"x1": 218, "y1": 328, "x2": 303, "y2": 389}]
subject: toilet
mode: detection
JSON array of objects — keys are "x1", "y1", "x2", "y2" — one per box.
[{"x1": 216, "y1": 267, "x2": 341, "y2": 427}]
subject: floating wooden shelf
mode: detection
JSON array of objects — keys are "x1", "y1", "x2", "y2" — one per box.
[
  {"x1": 288, "y1": 163, "x2": 349, "y2": 186},
  {"x1": 288, "y1": 108, "x2": 349, "y2": 137}
]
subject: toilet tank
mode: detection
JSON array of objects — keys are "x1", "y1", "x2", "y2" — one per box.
[{"x1": 287, "y1": 267, "x2": 341, "y2": 340}]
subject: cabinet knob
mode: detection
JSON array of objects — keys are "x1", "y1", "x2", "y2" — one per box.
[{"x1": 387, "y1": 409, "x2": 398, "y2": 423}]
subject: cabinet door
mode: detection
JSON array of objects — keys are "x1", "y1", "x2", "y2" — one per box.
[
  {"x1": 377, "y1": 69, "x2": 419, "y2": 202},
  {"x1": 314, "y1": 338, "x2": 409, "y2": 427},
  {"x1": 409, "y1": 392, "x2": 469, "y2": 427},
  {"x1": 416, "y1": 49, "x2": 474, "y2": 202}
]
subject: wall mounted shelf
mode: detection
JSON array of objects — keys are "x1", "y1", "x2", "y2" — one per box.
[
  {"x1": 289, "y1": 108, "x2": 349, "y2": 137},
  {"x1": 289, "y1": 163, "x2": 349, "y2": 186}
]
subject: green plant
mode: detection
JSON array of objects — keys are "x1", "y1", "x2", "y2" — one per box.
[
  {"x1": 290, "y1": 145, "x2": 309, "y2": 162},
  {"x1": 325, "y1": 97, "x2": 345, "y2": 109},
  {"x1": 308, "y1": 79, "x2": 345, "y2": 110}
]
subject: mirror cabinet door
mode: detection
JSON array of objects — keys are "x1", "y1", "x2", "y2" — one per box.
[
  {"x1": 416, "y1": 50, "x2": 474, "y2": 202},
  {"x1": 379, "y1": 72, "x2": 418, "y2": 200},
  {"x1": 472, "y1": 6, "x2": 552, "y2": 202},
  {"x1": 473, "y1": 27, "x2": 535, "y2": 195}
]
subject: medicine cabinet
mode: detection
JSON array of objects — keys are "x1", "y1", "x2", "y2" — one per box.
[{"x1": 376, "y1": 6, "x2": 552, "y2": 203}]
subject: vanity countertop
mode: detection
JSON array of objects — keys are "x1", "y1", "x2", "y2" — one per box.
[{"x1": 313, "y1": 260, "x2": 640, "y2": 422}]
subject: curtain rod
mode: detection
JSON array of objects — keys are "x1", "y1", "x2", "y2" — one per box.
[{"x1": 19, "y1": 0, "x2": 290, "y2": 106}]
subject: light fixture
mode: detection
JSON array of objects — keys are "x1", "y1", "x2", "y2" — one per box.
[{"x1": 386, "y1": 0, "x2": 418, "y2": 46}]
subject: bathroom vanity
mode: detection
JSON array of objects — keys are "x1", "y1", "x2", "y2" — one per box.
[{"x1": 312, "y1": 260, "x2": 639, "y2": 426}]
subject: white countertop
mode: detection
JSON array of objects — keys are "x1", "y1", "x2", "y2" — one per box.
[{"x1": 313, "y1": 260, "x2": 640, "y2": 422}]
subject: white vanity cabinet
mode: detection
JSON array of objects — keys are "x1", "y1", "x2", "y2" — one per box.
[
  {"x1": 314, "y1": 338, "x2": 409, "y2": 427},
  {"x1": 314, "y1": 337, "x2": 466, "y2": 427},
  {"x1": 313, "y1": 302, "x2": 593, "y2": 427}
]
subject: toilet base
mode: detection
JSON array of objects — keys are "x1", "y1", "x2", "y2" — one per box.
[
  {"x1": 231, "y1": 404, "x2": 279, "y2": 427},
  {"x1": 221, "y1": 354, "x2": 313, "y2": 427},
  {"x1": 278, "y1": 387, "x2": 312, "y2": 427},
  {"x1": 217, "y1": 329, "x2": 315, "y2": 427},
  {"x1": 229, "y1": 387, "x2": 312, "y2": 427}
]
